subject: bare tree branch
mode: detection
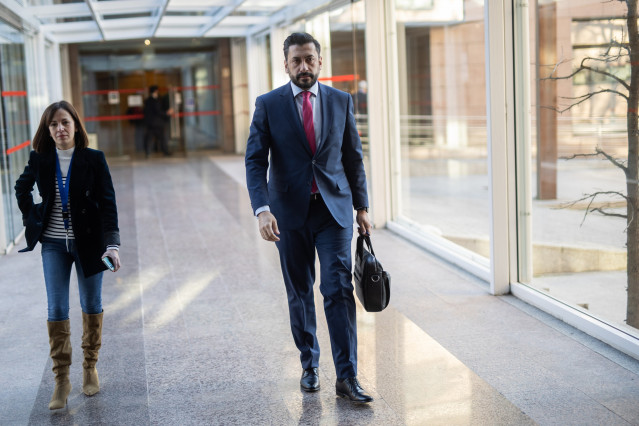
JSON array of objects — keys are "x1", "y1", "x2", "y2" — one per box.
[
  {"x1": 589, "y1": 207, "x2": 628, "y2": 218},
  {"x1": 543, "y1": 56, "x2": 631, "y2": 90},
  {"x1": 567, "y1": 191, "x2": 630, "y2": 226},
  {"x1": 542, "y1": 89, "x2": 629, "y2": 113},
  {"x1": 559, "y1": 191, "x2": 629, "y2": 208},
  {"x1": 595, "y1": 146, "x2": 629, "y2": 171},
  {"x1": 560, "y1": 148, "x2": 628, "y2": 172}
]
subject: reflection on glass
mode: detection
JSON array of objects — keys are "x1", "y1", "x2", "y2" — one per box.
[
  {"x1": 78, "y1": 40, "x2": 223, "y2": 157},
  {"x1": 529, "y1": 1, "x2": 636, "y2": 332},
  {"x1": 0, "y1": 18, "x2": 29, "y2": 251},
  {"x1": 327, "y1": 1, "x2": 370, "y2": 188},
  {"x1": 396, "y1": 0, "x2": 489, "y2": 258}
]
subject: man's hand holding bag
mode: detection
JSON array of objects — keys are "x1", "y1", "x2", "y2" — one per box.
[{"x1": 353, "y1": 235, "x2": 391, "y2": 312}]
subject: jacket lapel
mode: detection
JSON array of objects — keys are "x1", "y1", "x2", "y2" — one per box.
[
  {"x1": 279, "y1": 83, "x2": 312, "y2": 155},
  {"x1": 41, "y1": 150, "x2": 56, "y2": 196},
  {"x1": 318, "y1": 83, "x2": 332, "y2": 152},
  {"x1": 69, "y1": 148, "x2": 88, "y2": 199}
]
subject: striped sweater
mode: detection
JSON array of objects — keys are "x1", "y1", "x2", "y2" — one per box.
[{"x1": 42, "y1": 147, "x2": 75, "y2": 239}]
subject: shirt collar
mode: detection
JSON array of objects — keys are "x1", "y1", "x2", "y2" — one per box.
[{"x1": 290, "y1": 80, "x2": 319, "y2": 98}]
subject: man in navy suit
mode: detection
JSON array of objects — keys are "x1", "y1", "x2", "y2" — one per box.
[{"x1": 245, "y1": 32, "x2": 373, "y2": 403}]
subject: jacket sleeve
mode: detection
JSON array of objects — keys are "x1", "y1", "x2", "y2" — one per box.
[
  {"x1": 341, "y1": 94, "x2": 369, "y2": 209},
  {"x1": 14, "y1": 151, "x2": 37, "y2": 225},
  {"x1": 96, "y1": 151, "x2": 120, "y2": 247},
  {"x1": 245, "y1": 96, "x2": 272, "y2": 214}
]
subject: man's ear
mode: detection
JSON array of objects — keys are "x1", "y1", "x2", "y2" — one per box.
[{"x1": 284, "y1": 60, "x2": 289, "y2": 74}]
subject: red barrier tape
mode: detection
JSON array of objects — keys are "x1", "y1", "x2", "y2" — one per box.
[
  {"x1": 82, "y1": 89, "x2": 145, "y2": 95},
  {"x1": 85, "y1": 114, "x2": 144, "y2": 122},
  {"x1": 84, "y1": 111, "x2": 220, "y2": 122},
  {"x1": 82, "y1": 85, "x2": 221, "y2": 96},
  {"x1": 2, "y1": 91, "x2": 27, "y2": 97},
  {"x1": 176, "y1": 110, "x2": 220, "y2": 117},
  {"x1": 171, "y1": 85, "x2": 220, "y2": 91},
  {"x1": 6, "y1": 140, "x2": 30, "y2": 155},
  {"x1": 318, "y1": 74, "x2": 360, "y2": 83}
]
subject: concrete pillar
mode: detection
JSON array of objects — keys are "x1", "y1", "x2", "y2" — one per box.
[
  {"x1": 219, "y1": 38, "x2": 235, "y2": 153},
  {"x1": 536, "y1": 3, "x2": 558, "y2": 200},
  {"x1": 231, "y1": 38, "x2": 249, "y2": 154}
]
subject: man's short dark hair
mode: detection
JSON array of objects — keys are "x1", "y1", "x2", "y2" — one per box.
[
  {"x1": 149, "y1": 85, "x2": 159, "y2": 95},
  {"x1": 283, "y1": 32, "x2": 321, "y2": 60}
]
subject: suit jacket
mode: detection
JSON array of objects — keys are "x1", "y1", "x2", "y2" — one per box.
[
  {"x1": 14, "y1": 148, "x2": 120, "y2": 277},
  {"x1": 245, "y1": 82, "x2": 368, "y2": 230}
]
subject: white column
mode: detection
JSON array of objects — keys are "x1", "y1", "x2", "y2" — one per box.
[
  {"x1": 270, "y1": 27, "x2": 288, "y2": 88},
  {"x1": 305, "y1": 12, "x2": 332, "y2": 87},
  {"x1": 246, "y1": 35, "x2": 271, "y2": 121},
  {"x1": 513, "y1": 0, "x2": 533, "y2": 284},
  {"x1": 485, "y1": 0, "x2": 515, "y2": 295},
  {"x1": 364, "y1": 0, "x2": 401, "y2": 227}
]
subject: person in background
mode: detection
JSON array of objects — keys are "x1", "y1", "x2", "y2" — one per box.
[
  {"x1": 353, "y1": 80, "x2": 368, "y2": 114},
  {"x1": 245, "y1": 32, "x2": 373, "y2": 403},
  {"x1": 143, "y1": 85, "x2": 174, "y2": 157},
  {"x1": 14, "y1": 100, "x2": 121, "y2": 410}
]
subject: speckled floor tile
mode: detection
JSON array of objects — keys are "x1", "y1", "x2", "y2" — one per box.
[{"x1": 4, "y1": 156, "x2": 639, "y2": 425}]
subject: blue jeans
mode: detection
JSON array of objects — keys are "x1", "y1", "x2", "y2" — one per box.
[{"x1": 41, "y1": 237, "x2": 103, "y2": 321}]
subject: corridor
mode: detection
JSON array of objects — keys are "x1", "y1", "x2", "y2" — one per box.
[{"x1": 2, "y1": 155, "x2": 639, "y2": 425}]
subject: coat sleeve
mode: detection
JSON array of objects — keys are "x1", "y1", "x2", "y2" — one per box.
[
  {"x1": 341, "y1": 94, "x2": 369, "y2": 210},
  {"x1": 14, "y1": 151, "x2": 37, "y2": 225},
  {"x1": 95, "y1": 151, "x2": 120, "y2": 247},
  {"x1": 245, "y1": 96, "x2": 272, "y2": 214}
]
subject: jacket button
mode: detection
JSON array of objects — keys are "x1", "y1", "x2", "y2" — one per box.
[
  {"x1": 312, "y1": 160, "x2": 316, "y2": 165},
  {"x1": 86, "y1": 190, "x2": 90, "y2": 197},
  {"x1": 81, "y1": 209, "x2": 86, "y2": 214}
]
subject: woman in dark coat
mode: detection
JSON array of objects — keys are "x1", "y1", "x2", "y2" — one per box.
[{"x1": 14, "y1": 101, "x2": 121, "y2": 410}]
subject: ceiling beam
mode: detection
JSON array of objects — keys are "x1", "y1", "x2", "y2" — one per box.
[
  {"x1": 0, "y1": 0, "x2": 43, "y2": 33},
  {"x1": 30, "y1": 3, "x2": 91, "y2": 20},
  {"x1": 93, "y1": 0, "x2": 162, "y2": 15},
  {"x1": 246, "y1": 0, "x2": 330, "y2": 37},
  {"x1": 148, "y1": 0, "x2": 170, "y2": 38},
  {"x1": 196, "y1": 0, "x2": 244, "y2": 37},
  {"x1": 85, "y1": 0, "x2": 106, "y2": 40}
]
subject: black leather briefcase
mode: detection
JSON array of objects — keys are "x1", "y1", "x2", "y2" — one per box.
[{"x1": 354, "y1": 235, "x2": 391, "y2": 312}]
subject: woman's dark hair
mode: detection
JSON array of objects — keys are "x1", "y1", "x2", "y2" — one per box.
[
  {"x1": 32, "y1": 101, "x2": 89, "y2": 153},
  {"x1": 283, "y1": 32, "x2": 321, "y2": 60}
]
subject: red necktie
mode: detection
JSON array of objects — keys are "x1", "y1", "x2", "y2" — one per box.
[{"x1": 302, "y1": 91, "x2": 318, "y2": 193}]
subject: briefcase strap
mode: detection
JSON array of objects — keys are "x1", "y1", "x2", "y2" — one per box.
[{"x1": 357, "y1": 234, "x2": 376, "y2": 257}]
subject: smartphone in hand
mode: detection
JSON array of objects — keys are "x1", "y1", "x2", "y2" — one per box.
[{"x1": 102, "y1": 256, "x2": 115, "y2": 272}]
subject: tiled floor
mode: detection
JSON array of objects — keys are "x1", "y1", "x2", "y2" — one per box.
[{"x1": 2, "y1": 154, "x2": 639, "y2": 425}]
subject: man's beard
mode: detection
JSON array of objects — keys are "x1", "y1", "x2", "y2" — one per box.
[{"x1": 291, "y1": 72, "x2": 318, "y2": 89}]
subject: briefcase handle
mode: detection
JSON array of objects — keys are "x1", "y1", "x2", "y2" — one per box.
[{"x1": 356, "y1": 234, "x2": 375, "y2": 257}]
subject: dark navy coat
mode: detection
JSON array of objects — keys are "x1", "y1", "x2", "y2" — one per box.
[
  {"x1": 245, "y1": 82, "x2": 368, "y2": 230},
  {"x1": 14, "y1": 148, "x2": 120, "y2": 277}
]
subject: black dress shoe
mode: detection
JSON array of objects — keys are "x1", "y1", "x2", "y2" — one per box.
[
  {"x1": 335, "y1": 377, "x2": 373, "y2": 403},
  {"x1": 300, "y1": 368, "x2": 320, "y2": 392}
]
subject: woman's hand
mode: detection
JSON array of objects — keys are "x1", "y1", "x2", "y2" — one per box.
[{"x1": 101, "y1": 248, "x2": 121, "y2": 272}]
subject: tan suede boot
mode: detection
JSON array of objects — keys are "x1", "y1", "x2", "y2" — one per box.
[
  {"x1": 47, "y1": 320, "x2": 72, "y2": 410},
  {"x1": 81, "y1": 311, "x2": 103, "y2": 396}
]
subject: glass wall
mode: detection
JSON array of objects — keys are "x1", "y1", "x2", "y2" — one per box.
[
  {"x1": 0, "y1": 18, "x2": 30, "y2": 252},
  {"x1": 327, "y1": 1, "x2": 369, "y2": 178},
  {"x1": 78, "y1": 39, "x2": 223, "y2": 157},
  {"x1": 395, "y1": 0, "x2": 489, "y2": 259},
  {"x1": 525, "y1": 0, "x2": 636, "y2": 333}
]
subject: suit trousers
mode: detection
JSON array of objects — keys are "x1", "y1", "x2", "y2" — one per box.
[{"x1": 275, "y1": 196, "x2": 357, "y2": 380}]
